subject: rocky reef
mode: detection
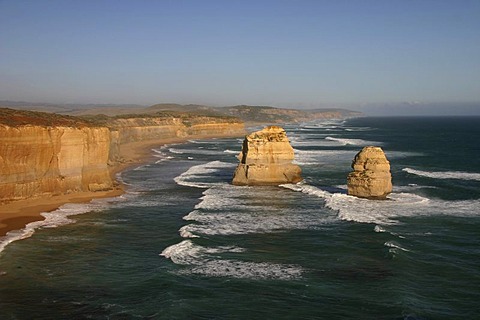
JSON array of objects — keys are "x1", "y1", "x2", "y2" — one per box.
[
  {"x1": 347, "y1": 146, "x2": 392, "y2": 199},
  {"x1": 232, "y1": 126, "x2": 302, "y2": 185}
]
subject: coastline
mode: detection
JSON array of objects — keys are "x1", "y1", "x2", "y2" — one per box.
[{"x1": 0, "y1": 131, "x2": 245, "y2": 239}]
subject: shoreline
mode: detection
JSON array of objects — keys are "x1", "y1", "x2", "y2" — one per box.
[{"x1": 0, "y1": 132, "x2": 244, "y2": 239}]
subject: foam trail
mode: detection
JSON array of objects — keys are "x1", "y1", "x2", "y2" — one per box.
[
  {"x1": 174, "y1": 161, "x2": 235, "y2": 188},
  {"x1": 384, "y1": 241, "x2": 411, "y2": 252},
  {"x1": 403, "y1": 168, "x2": 480, "y2": 181},
  {"x1": 282, "y1": 182, "x2": 480, "y2": 226},
  {"x1": 0, "y1": 198, "x2": 122, "y2": 254},
  {"x1": 161, "y1": 240, "x2": 302, "y2": 280},
  {"x1": 325, "y1": 136, "x2": 382, "y2": 146},
  {"x1": 223, "y1": 149, "x2": 240, "y2": 154}
]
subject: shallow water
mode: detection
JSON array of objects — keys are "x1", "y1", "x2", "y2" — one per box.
[{"x1": 1, "y1": 117, "x2": 479, "y2": 319}]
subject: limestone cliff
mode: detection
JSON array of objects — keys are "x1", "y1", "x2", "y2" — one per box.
[
  {"x1": 0, "y1": 125, "x2": 113, "y2": 202},
  {"x1": 347, "y1": 146, "x2": 392, "y2": 199},
  {"x1": 232, "y1": 126, "x2": 302, "y2": 185},
  {"x1": 0, "y1": 108, "x2": 244, "y2": 203},
  {"x1": 108, "y1": 117, "x2": 244, "y2": 144}
]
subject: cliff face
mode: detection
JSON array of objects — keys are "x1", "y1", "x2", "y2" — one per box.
[
  {"x1": 347, "y1": 146, "x2": 392, "y2": 199},
  {"x1": 232, "y1": 126, "x2": 302, "y2": 185},
  {"x1": 0, "y1": 125, "x2": 113, "y2": 202},
  {"x1": 0, "y1": 109, "x2": 245, "y2": 203},
  {"x1": 109, "y1": 118, "x2": 244, "y2": 144}
]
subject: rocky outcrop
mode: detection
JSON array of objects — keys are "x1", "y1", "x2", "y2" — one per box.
[
  {"x1": 232, "y1": 126, "x2": 302, "y2": 185},
  {"x1": 347, "y1": 146, "x2": 392, "y2": 199}
]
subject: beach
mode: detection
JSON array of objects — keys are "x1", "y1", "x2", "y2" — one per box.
[{"x1": 0, "y1": 132, "x2": 245, "y2": 238}]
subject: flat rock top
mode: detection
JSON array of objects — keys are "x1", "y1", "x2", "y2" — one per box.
[
  {"x1": 246, "y1": 126, "x2": 288, "y2": 142},
  {"x1": 353, "y1": 146, "x2": 389, "y2": 161}
]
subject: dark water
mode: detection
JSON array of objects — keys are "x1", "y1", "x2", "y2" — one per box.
[{"x1": 1, "y1": 117, "x2": 479, "y2": 319}]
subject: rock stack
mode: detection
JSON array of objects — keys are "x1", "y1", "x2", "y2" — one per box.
[
  {"x1": 232, "y1": 126, "x2": 302, "y2": 186},
  {"x1": 347, "y1": 146, "x2": 392, "y2": 199}
]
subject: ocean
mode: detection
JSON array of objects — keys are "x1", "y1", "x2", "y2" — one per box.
[{"x1": 1, "y1": 117, "x2": 479, "y2": 319}]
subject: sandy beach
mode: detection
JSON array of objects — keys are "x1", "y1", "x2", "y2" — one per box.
[{"x1": 0, "y1": 132, "x2": 244, "y2": 238}]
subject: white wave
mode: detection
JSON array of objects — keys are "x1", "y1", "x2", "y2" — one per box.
[
  {"x1": 345, "y1": 127, "x2": 373, "y2": 132},
  {"x1": 168, "y1": 148, "x2": 184, "y2": 154},
  {"x1": 325, "y1": 136, "x2": 382, "y2": 146},
  {"x1": 384, "y1": 241, "x2": 411, "y2": 252},
  {"x1": 170, "y1": 147, "x2": 224, "y2": 156},
  {"x1": 223, "y1": 149, "x2": 240, "y2": 154},
  {"x1": 403, "y1": 168, "x2": 480, "y2": 181},
  {"x1": 133, "y1": 164, "x2": 150, "y2": 171},
  {"x1": 281, "y1": 182, "x2": 480, "y2": 226},
  {"x1": 151, "y1": 147, "x2": 175, "y2": 162},
  {"x1": 160, "y1": 240, "x2": 302, "y2": 280},
  {"x1": 0, "y1": 197, "x2": 123, "y2": 254},
  {"x1": 174, "y1": 161, "x2": 235, "y2": 188},
  {"x1": 179, "y1": 225, "x2": 200, "y2": 238},
  {"x1": 292, "y1": 149, "x2": 421, "y2": 167},
  {"x1": 155, "y1": 156, "x2": 175, "y2": 164},
  {"x1": 180, "y1": 185, "x2": 333, "y2": 238},
  {"x1": 290, "y1": 139, "x2": 341, "y2": 148},
  {"x1": 293, "y1": 149, "x2": 356, "y2": 166}
]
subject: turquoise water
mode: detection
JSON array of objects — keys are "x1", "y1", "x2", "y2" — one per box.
[{"x1": 1, "y1": 117, "x2": 479, "y2": 319}]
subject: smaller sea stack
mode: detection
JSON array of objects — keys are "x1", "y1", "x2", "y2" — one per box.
[
  {"x1": 232, "y1": 126, "x2": 302, "y2": 186},
  {"x1": 347, "y1": 146, "x2": 392, "y2": 199}
]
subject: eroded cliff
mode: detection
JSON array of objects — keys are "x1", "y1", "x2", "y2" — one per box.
[
  {"x1": 0, "y1": 125, "x2": 113, "y2": 202},
  {"x1": 0, "y1": 108, "x2": 244, "y2": 203}
]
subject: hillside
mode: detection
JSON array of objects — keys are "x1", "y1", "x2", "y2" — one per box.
[
  {"x1": 0, "y1": 108, "x2": 240, "y2": 128},
  {"x1": 0, "y1": 101, "x2": 363, "y2": 124}
]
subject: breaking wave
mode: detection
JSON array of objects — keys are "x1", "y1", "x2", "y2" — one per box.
[
  {"x1": 160, "y1": 240, "x2": 302, "y2": 280},
  {"x1": 0, "y1": 197, "x2": 124, "y2": 254},
  {"x1": 281, "y1": 182, "x2": 480, "y2": 225},
  {"x1": 325, "y1": 136, "x2": 382, "y2": 146},
  {"x1": 173, "y1": 161, "x2": 235, "y2": 188},
  {"x1": 403, "y1": 168, "x2": 480, "y2": 181}
]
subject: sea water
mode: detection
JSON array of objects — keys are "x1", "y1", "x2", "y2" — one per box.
[{"x1": 0, "y1": 117, "x2": 479, "y2": 319}]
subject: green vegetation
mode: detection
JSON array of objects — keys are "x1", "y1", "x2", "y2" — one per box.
[
  {"x1": 0, "y1": 102, "x2": 362, "y2": 128},
  {"x1": 0, "y1": 108, "x2": 94, "y2": 127},
  {"x1": 0, "y1": 107, "x2": 241, "y2": 128}
]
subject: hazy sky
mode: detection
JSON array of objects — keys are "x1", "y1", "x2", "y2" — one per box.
[{"x1": 1, "y1": 0, "x2": 479, "y2": 113}]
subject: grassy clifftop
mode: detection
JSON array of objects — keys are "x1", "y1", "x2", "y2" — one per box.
[
  {"x1": 1, "y1": 102, "x2": 363, "y2": 126},
  {"x1": 0, "y1": 108, "x2": 94, "y2": 127},
  {"x1": 0, "y1": 108, "x2": 241, "y2": 128}
]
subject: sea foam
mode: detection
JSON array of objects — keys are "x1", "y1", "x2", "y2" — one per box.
[
  {"x1": 0, "y1": 197, "x2": 123, "y2": 254},
  {"x1": 281, "y1": 182, "x2": 480, "y2": 226},
  {"x1": 403, "y1": 168, "x2": 480, "y2": 181},
  {"x1": 160, "y1": 240, "x2": 302, "y2": 280},
  {"x1": 325, "y1": 136, "x2": 382, "y2": 146},
  {"x1": 173, "y1": 161, "x2": 235, "y2": 188},
  {"x1": 179, "y1": 185, "x2": 334, "y2": 238}
]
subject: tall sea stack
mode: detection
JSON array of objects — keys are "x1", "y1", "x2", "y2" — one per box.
[
  {"x1": 232, "y1": 126, "x2": 302, "y2": 186},
  {"x1": 347, "y1": 146, "x2": 392, "y2": 199}
]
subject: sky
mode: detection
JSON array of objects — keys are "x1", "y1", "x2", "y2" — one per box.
[{"x1": 1, "y1": 0, "x2": 480, "y2": 115}]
